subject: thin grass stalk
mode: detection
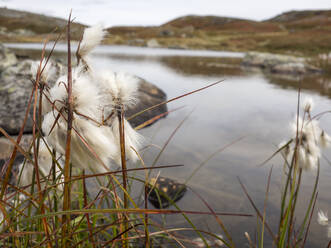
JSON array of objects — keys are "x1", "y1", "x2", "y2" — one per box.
[
  {"x1": 188, "y1": 187, "x2": 235, "y2": 248},
  {"x1": 260, "y1": 166, "x2": 273, "y2": 248},
  {"x1": 237, "y1": 177, "x2": 277, "y2": 244},
  {"x1": 278, "y1": 87, "x2": 301, "y2": 239},
  {"x1": 296, "y1": 164, "x2": 320, "y2": 247},
  {"x1": 69, "y1": 220, "x2": 130, "y2": 247},
  {"x1": 281, "y1": 88, "x2": 302, "y2": 247},
  {"x1": 148, "y1": 109, "x2": 193, "y2": 183},
  {"x1": 245, "y1": 231, "x2": 255, "y2": 248},
  {"x1": 301, "y1": 192, "x2": 318, "y2": 248},
  {"x1": 82, "y1": 170, "x2": 96, "y2": 248},
  {"x1": 286, "y1": 168, "x2": 303, "y2": 245},
  {"x1": 62, "y1": 12, "x2": 74, "y2": 246},
  {"x1": 153, "y1": 192, "x2": 212, "y2": 248},
  {"x1": 0, "y1": 203, "x2": 14, "y2": 234},
  {"x1": 117, "y1": 107, "x2": 129, "y2": 248},
  {"x1": 184, "y1": 136, "x2": 244, "y2": 185},
  {"x1": 278, "y1": 145, "x2": 296, "y2": 236},
  {"x1": 0, "y1": 67, "x2": 37, "y2": 200},
  {"x1": 31, "y1": 40, "x2": 52, "y2": 247},
  {"x1": 142, "y1": 223, "x2": 187, "y2": 248},
  {"x1": 127, "y1": 80, "x2": 224, "y2": 121},
  {"x1": 101, "y1": 224, "x2": 142, "y2": 248},
  {"x1": 144, "y1": 183, "x2": 150, "y2": 248},
  {"x1": 135, "y1": 106, "x2": 185, "y2": 130},
  {"x1": 279, "y1": 181, "x2": 295, "y2": 247},
  {"x1": 11, "y1": 208, "x2": 251, "y2": 228},
  {"x1": 134, "y1": 150, "x2": 151, "y2": 248}
]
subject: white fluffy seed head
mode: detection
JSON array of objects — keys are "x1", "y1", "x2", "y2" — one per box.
[
  {"x1": 291, "y1": 117, "x2": 321, "y2": 143},
  {"x1": 18, "y1": 139, "x2": 62, "y2": 189},
  {"x1": 44, "y1": 68, "x2": 103, "y2": 123},
  {"x1": 47, "y1": 75, "x2": 68, "y2": 110},
  {"x1": 318, "y1": 209, "x2": 328, "y2": 226},
  {"x1": 289, "y1": 116, "x2": 323, "y2": 171},
  {"x1": 305, "y1": 154, "x2": 318, "y2": 170},
  {"x1": 73, "y1": 117, "x2": 119, "y2": 170},
  {"x1": 97, "y1": 71, "x2": 139, "y2": 111},
  {"x1": 303, "y1": 97, "x2": 314, "y2": 113},
  {"x1": 42, "y1": 111, "x2": 67, "y2": 155},
  {"x1": 31, "y1": 58, "x2": 56, "y2": 82},
  {"x1": 79, "y1": 24, "x2": 106, "y2": 58},
  {"x1": 320, "y1": 131, "x2": 331, "y2": 148},
  {"x1": 72, "y1": 74, "x2": 103, "y2": 121},
  {"x1": 297, "y1": 146, "x2": 307, "y2": 169}
]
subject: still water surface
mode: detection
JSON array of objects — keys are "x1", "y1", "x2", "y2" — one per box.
[{"x1": 6, "y1": 43, "x2": 331, "y2": 247}]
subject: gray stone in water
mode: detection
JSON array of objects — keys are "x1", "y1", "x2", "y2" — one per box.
[
  {"x1": 0, "y1": 45, "x2": 168, "y2": 136},
  {"x1": 147, "y1": 176, "x2": 187, "y2": 209},
  {"x1": 242, "y1": 52, "x2": 322, "y2": 75}
]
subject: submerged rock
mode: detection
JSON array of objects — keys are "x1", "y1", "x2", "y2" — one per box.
[
  {"x1": 147, "y1": 176, "x2": 187, "y2": 209},
  {"x1": 0, "y1": 45, "x2": 168, "y2": 136},
  {"x1": 242, "y1": 52, "x2": 322, "y2": 75}
]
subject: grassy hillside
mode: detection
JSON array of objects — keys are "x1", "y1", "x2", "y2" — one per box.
[
  {"x1": 105, "y1": 10, "x2": 331, "y2": 56},
  {"x1": 0, "y1": 7, "x2": 85, "y2": 42}
]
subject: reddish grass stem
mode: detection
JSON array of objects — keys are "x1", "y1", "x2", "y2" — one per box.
[
  {"x1": 62, "y1": 11, "x2": 73, "y2": 246},
  {"x1": 117, "y1": 108, "x2": 129, "y2": 248}
]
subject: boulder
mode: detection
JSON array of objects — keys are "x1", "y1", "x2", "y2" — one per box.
[
  {"x1": 146, "y1": 39, "x2": 161, "y2": 48},
  {"x1": 0, "y1": 43, "x2": 17, "y2": 70},
  {"x1": 147, "y1": 176, "x2": 187, "y2": 209},
  {"x1": 0, "y1": 45, "x2": 167, "y2": 136},
  {"x1": 242, "y1": 52, "x2": 322, "y2": 74}
]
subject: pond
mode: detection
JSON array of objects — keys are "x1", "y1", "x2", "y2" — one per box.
[{"x1": 5, "y1": 43, "x2": 331, "y2": 247}]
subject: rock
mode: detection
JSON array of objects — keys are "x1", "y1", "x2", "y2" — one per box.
[
  {"x1": 146, "y1": 39, "x2": 161, "y2": 48},
  {"x1": 0, "y1": 58, "x2": 37, "y2": 135},
  {"x1": 159, "y1": 29, "x2": 174, "y2": 37},
  {"x1": 12, "y1": 29, "x2": 36, "y2": 36},
  {"x1": 147, "y1": 176, "x2": 187, "y2": 209},
  {"x1": 0, "y1": 134, "x2": 32, "y2": 160},
  {"x1": 271, "y1": 62, "x2": 306, "y2": 74},
  {"x1": 126, "y1": 78, "x2": 167, "y2": 128},
  {"x1": 168, "y1": 45, "x2": 187, "y2": 50},
  {"x1": 0, "y1": 45, "x2": 167, "y2": 136},
  {"x1": 0, "y1": 43, "x2": 17, "y2": 70},
  {"x1": 127, "y1": 38, "x2": 145, "y2": 46},
  {"x1": 242, "y1": 52, "x2": 322, "y2": 74}
]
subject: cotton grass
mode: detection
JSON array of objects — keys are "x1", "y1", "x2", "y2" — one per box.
[
  {"x1": 20, "y1": 24, "x2": 143, "y2": 180},
  {"x1": 279, "y1": 98, "x2": 330, "y2": 171}
]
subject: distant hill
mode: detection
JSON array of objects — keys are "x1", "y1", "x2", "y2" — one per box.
[
  {"x1": 267, "y1": 10, "x2": 331, "y2": 31},
  {"x1": 163, "y1": 15, "x2": 281, "y2": 32},
  {"x1": 163, "y1": 15, "x2": 244, "y2": 29},
  {"x1": 267, "y1": 10, "x2": 331, "y2": 22},
  {"x1": 1, "y1": 7, "x2": 331, "y2": 55},
  {"x1": 0, "y1": 7, "x2": 85, "y2": 41}
]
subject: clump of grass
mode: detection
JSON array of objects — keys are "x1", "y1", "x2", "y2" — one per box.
[{"x1": 241, "y1": 93, "x2": 331, "y2": 247}]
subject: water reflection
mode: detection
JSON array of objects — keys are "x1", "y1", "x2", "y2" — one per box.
[
  {"x1": 265, "y1": 73, "x2": 331, "y2": 99},
  {"x1": 5, "y1": 44, "x2": 331, "y2": 247}
]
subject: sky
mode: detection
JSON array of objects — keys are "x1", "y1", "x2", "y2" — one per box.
[{"x1": 1, "y1": 0, "x2": 330, "y2": 27}]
